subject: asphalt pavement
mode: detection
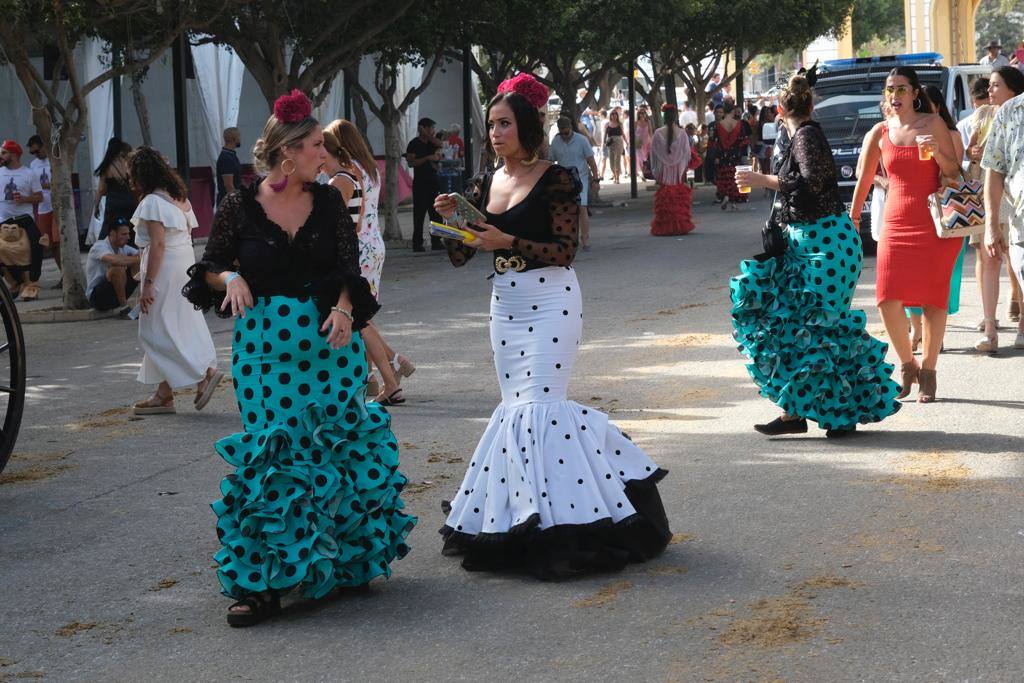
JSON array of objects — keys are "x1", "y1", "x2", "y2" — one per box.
[{"x1": 1, "y1": 180, "x2": 1022, "y2": 682}]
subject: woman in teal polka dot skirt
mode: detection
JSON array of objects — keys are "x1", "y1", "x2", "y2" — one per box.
[
  {"x1": 185, "y1": 91, "x2": 415, "y2": 626},
  {"x1": 732, "y1": 75, "x2": 902, "y2": 438}
]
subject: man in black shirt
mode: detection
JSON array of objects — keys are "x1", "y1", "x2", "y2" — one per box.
[
  {"x1": 405, "y1": 117, "x2": 443, "y2": 251},
  {"x1": 216, "y1": 127, "x2": 242, "y2": 208}
]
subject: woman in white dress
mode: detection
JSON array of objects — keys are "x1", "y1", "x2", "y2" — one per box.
[
  {"x1": 323, "y1": 119, "x2": 414, "y2": 405},
  {"x1": 129, "y1": 147, "x2": 222, "y2": 415}
]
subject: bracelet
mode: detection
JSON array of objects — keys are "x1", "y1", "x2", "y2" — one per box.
[
  {"x1": 331, "y1": 306, "x2": 354, "y2": 322},
  {"x1": 224, "y1": 272, "x2": 241, "y2": 285}
]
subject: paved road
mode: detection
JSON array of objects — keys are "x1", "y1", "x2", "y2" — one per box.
[{"x1": 2, "y1": 183, "x2": 1022, "y2": 682}]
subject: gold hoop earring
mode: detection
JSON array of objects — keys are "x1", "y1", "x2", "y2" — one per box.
[
  {"x1": 521, "y1": 150, "x2": 540, "y2": 166},
  {"x1": 281, "y1": 158, "x2": 297, "y2": 176}
]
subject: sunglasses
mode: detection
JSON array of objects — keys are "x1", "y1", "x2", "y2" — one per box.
[{"x1": 883, "y1": 85, "x2": 912, "y2": 97}]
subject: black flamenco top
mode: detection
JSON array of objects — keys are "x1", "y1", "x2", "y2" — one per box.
[
  {"x1": 446, "y1": 164, "x2": 580, "y2": 270},
  {"x1": 775, "y1": 120, "x2": 846, "y2": 225},
  {"x1": 183, "y1": 180, "x2": 379, "y2": 329}
]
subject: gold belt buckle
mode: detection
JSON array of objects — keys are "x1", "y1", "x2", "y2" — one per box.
[{"x1": 494, "y1": 255, "x2": 526, "y2": 274}]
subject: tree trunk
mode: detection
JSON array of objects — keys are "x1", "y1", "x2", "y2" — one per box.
[
  {"x1": 51, "y1": 132, "x2": 90, "y2": 309},
  {"x1": 381, "y1": 109, "x2": 403, "y2": 242},
  {"x1": 557, "y1": 77, "x2": 579, "y2": 122},
  {"x1": 664, "y1": 72, "x2": 679, "y2": 108},
  {"x1": 349, "y1": 81, "x2": 370, "y2": 137},
  {"x1": 130, "y1": 72, "x2": 153, "y2": 146}
]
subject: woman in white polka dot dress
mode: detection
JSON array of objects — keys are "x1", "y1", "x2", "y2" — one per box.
[{"x1": 434, "y1": 75, "x2": 671, "y2": 578}]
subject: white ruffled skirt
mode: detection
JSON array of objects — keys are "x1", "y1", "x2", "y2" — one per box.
[{"x1": 441, "y1": 267, "x2": 670, "y2": 578}]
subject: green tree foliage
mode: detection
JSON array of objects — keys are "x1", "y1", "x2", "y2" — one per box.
[
  {"x1": 974, "y1": 0, "x2": 1024, "y2": 60},
  {"x1": 639, "y1": 0, "x2": 855, "y2": 118},
  {"x1": 851, "y1": 0, "x2": 905, "y2": 49},
  {"x1": 202, "y1": 0, "x2": 417, "y2": 109}
]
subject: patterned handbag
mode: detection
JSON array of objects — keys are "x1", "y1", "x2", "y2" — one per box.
[{"x1": 929, "y1": 172, "x2": 985, "y2": 238}]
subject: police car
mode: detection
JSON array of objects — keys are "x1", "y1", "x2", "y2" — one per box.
[{"x1": 812, "y1": 53, "x2": 989, "y2": 253}]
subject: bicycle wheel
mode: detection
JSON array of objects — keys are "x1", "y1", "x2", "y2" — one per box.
[{"x1": 0, "y1": 278, "x2": 26, "y2": 473}]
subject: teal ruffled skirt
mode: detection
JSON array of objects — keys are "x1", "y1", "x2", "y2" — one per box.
[
  {"x1": 212, "y1": 295, "x2": 416, "y2": 599},
  {"x1": 730, "y1": 214, "x2": 902, "y2": 430},
  {"x1": 906, "y1": 238, "x2": 969, "y2": 316}
]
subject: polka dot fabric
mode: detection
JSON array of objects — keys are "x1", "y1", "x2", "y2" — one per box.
[
  {"x1": 213, "y1": 295, "x2": 416, "y2": 600},
  {"x1": 730, "y1": 214, "x2": 902, "y2": 430},
  {"x1": 441, "y1": 267, "x2": 671, "y2": 577}
]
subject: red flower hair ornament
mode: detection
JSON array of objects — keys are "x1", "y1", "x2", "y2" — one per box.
[
  {"x1": 661, "y1": 103, "x2": 677, "y2": 113},
  {"x1": 497, "y1": 73, "x2": 550, "y2": 109},
  {"x1": 273, "y1": 89, "x2": 314, "y2": 124}
]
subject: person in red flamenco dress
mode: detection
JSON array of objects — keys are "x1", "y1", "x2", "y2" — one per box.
[
  {"x1": 713, "y1": 100, "x2": 750, "y2": 210},
  {"x1": 849, "y1": 66, "x2": 964, "y2": 402},
  {"x1": 650, "y1": 104, "x2": 700, "y2": 236}
]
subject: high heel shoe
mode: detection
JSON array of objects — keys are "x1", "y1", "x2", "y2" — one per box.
[
  {"x1": 391, "y1": 354, "x2": 416, "y2": 379},
  {"x1": 366, "y1": 374, "x2": 380, "y2": 397},
  {"x1": 974, "y1": 318, "x2": 998, "y2": 355},
  {"x1": 911, "y1": 335, "x2": 923, "y2": 354},
  {"x1": 917, "y1": 369, "x2": 937, "y2": 403},
  {"x1": 896, "y1": 361, "x2": 919, "y2": 399}
]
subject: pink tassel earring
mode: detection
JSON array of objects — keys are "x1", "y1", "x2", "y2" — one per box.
[{"x1": 269, "y1": 158, "x2": 297, "y2": 192}]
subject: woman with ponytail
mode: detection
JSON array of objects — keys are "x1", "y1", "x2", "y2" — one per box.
[
  {"x1": 731, "y1": 74, "x2": 903, "y2": 438},
  {"x1": 650, "y1": 104, "x2": 697, "y2": 235}
]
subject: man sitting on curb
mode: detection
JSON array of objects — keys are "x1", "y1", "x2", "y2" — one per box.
[{"x1": 86, "y1": 221, "x2": 139, "y2": 314}]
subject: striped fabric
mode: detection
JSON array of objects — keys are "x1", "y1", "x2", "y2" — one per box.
[{"x1": 334, "y1": 170, "x2": 363, "y2": 223}]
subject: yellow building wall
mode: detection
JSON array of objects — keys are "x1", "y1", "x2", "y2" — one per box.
[
  {"x1": 838, "y1": 16, "x2": 855, "y2": 59},
  {"x1": 905, "y1": 0, "x2": 981, "y2": 63}
]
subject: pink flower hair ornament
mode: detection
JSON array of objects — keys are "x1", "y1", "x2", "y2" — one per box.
[
  {"x1": 273, "y1": 89, "x2": 314, "y2": 124},
  {"x1": 497, "y1": 73, "x2": 550, "y2": 109}
]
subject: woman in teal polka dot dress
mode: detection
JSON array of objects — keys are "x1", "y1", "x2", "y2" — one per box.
[
  {"x1": 732, "y1": 75, "x2": 902, "y2": 438},
  {"x1": 184, "y1": 91, "x2": 415, "y2": 626}
]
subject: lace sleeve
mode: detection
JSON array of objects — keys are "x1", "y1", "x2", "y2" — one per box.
[
  {"x1": 777, "y1": 126, "x2": 832, "y2": 197},
  {"x1": 182, "y1": 191, "x2": 243, "y2": 314},
  {"x1": 445, "y1": 175, "x2": 482, "y2": 267},
  {"x1": 510, "y1": 165, "x2": 579, "y2": 266},
  {"x1": 321, "y1": 188, "x2": 379, "y2": 330}
]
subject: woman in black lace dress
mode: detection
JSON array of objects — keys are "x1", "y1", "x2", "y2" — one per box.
[
  {"x1": 731, "y1": 75, "x2": 902, "y2": 438},
  {"x1": 433, "y1": 75, "x2": 671, "y2": 579},
  {"x1": 184, "y1": 90, "x2": 415, "y2": 627}
]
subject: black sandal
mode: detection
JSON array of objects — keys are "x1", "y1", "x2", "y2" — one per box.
[
  {"x1": 226, "y1": 591, "x2": 281, "y2": 628},
  {"x1": 378, "y1": 388, "x2": 406, "y2": 406}
]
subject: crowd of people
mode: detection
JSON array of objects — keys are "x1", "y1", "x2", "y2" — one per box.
[{"x1": 5, "y1": 43, "x2": 1023, "y2": 627}]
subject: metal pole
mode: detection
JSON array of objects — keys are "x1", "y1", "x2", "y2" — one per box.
[
  {"x1": 735, "y1": 47, "x2": 744, "y2": 109},
  {"x1": 628, "y1": 59, "x2": 637, "y2": 199},
  {"x1": 171, "y1": 35, "x2": 190, "y2": 185},
  {"x1": 462, "y1": 44, "x2": 474, "y2": 181},
  {"x1": 111, "y1": 46, "x2": 123, "y2": 140}
]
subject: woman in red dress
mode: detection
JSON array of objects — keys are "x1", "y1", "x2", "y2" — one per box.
[
  {"x1": 713, "y1": 101, "x2": 750, "y2": 210},
  {"x1": 850, "y1": 66, "x2": 963, "y2": 402},
  {"x1": 650, "y1": 104, "x2": 698, "y2": 236}
]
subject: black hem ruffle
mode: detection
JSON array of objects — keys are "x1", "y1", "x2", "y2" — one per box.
[{"x1": 439, "y1": 469, "x2": 671, "y2": 580}]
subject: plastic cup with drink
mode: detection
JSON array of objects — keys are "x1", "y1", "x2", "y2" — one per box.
[
  {"x1": 735, "y1": 164, "x2": 753, "y2": 194},
  {"x1": 915, "y1": 135, "x2": 933, "y2": 161}
]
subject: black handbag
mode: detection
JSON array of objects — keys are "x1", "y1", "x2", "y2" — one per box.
[{"x1": 760, "y1": 193, "x2": 787, "y2": 259}]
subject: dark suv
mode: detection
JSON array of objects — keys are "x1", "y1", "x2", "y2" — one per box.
[{"x1": 812, "y1": 53, "x2": 988, "y2": 253}]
